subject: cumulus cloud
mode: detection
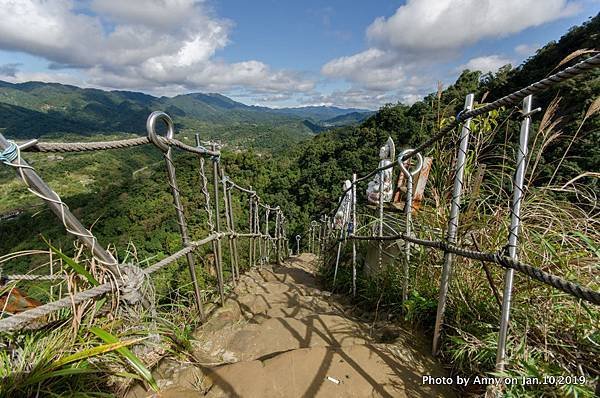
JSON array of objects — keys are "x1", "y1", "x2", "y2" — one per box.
[
  {"x1": 0, "y1": 0, "x2": 313, "y2": 96},
  {"x1": 303, "y1": 86, "x2": 425, "y2": 110},
  {"x1": 321, "y1": 0, "x2": 578, "y2": 108},
  {"x1": 366, "y1": 0, "x2": 580, "y2": 52},
  {"x1": 322, "y1": 49, "x2": 407, "y2": 91},
  {"x1": 458, "y1": 55, "x2": 512, "y2": 74},
  {"x1": 515, "y1": 43, "x2": 541, "y2": 56}
]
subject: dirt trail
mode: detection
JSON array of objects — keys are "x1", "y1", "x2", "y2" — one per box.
[{"x1": 128, "y1": 254, "x2": 456, "y2": 398}]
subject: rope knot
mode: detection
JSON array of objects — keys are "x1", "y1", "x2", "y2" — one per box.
[{"x1": 119, "y1": 264, "x2": 147, "y2": 305}]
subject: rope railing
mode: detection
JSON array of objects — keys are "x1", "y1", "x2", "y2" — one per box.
[
  {"x1": 346, "y1": 234, "x2": 600, "y2": 305},
  {"x1": 310, "y1": 54, "x2": 600, "y2": 373},
  {"x1": 19, "y1": 136, "x2": 220, "y2": 157},
  {"x1": 0, "y1": 112, "x2": 290, "y2": 333}
]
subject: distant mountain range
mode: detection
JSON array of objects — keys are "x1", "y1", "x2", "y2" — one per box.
[{"x1": 0, "y1": 81, "x2": 373, "y2": 139}]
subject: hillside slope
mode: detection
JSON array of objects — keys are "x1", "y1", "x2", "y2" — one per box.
[{"x1": 0, "y1": 81, "x2": 371, "y2": 143}]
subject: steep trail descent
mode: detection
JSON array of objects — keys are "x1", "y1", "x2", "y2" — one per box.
[{"x1": 128, "y1": 254, "x2": 455, "y2": 398}]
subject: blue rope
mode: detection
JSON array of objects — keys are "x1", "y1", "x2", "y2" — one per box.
[{"x1": 0, "y1": 141, "x2": 18, "y2": 164}]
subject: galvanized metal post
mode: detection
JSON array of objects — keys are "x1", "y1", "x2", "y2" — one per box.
[
  {"x1": 222, "y1": 174, "x2": 236, "y2": 285},
  {"x1": 378, "y1": 169, "x2": 384, "y2": 268},
  {"x1": 252, "y1": 196, "x2": 258, "y2": 267},
  {"x1": 147, "y1": 112, "x2": 204, "y2": 318},
  {"x1": 319, "y1": 222, "x2": 323, "y2": 257},
  {"x1": 249, "y1": 191, "x2": 255, "y2": 268},
  {"x1": 496, "y1": 95, "x2": 535, "y2": 371},
  {"x1": 296, "y1": 235, "x2": 301, "y2": 255},
  {"x1": 332, "y1": 228, "x2": 344, "y2": 287},
  {"x1": 227, "y1": 185, "x2": 241, "y2": 278},
  {"x1": 398, "y1": 149, "x2": 424, "y2": 303},
  {"x1": 404, "y1": 170, "x2": 413, "y2": 302},
  {"x1": 276, "y1": 209, "x2": 282, "y2": 265},
  {"x1": 281, "y1": 218, "x2": 288, "y2": 259},
  {"x1": 257, "y1": 207, "x2": 262, "y2": 266},
  {"x1": 265, "y1": 208, "x2": 270, "y2": 263},
  {"x1": 351, "y1": 173, "x2": 357, "y2": 297},
  {"x1": 325, "y1": 215, "x2": 331, "y2": 253},
  {"x1": 211, "y1": 144, "x2": 225, "y2": 306},
  {"x1": 432, "y1": 94, "x2": 474, "y2": 355}
]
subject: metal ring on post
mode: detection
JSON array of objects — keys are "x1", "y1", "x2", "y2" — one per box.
[
  {"x1": 397, "y1": 149, "x2": 424, "y2": 177},
  {"x1": 146, "y1": 111, "x2": 175, "y2": 152}
]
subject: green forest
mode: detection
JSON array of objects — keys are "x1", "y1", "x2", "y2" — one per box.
[{"x1": 0, "y1": 12, "x2": 598, "y2": 398}]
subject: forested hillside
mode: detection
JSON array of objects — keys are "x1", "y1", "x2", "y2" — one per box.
[
  {"x1": 2, "y1": 13, "x2": 598, "y2": 271},
  {"x1": 265, "y1": 14, "x2": 600, "y2": 226},
  {"x1": 0, "y1": 81, "x2": 372, "y2": 152},
  {"x1": 0, "y1": 10, "x2": 598, "y2": 398}
]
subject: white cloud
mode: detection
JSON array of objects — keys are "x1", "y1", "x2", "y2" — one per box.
[
  {"x1": 0, "y1": 0, "x2": 314, "y2": 96},
  {"x1": 321, "y1": 49, "x2": 407, "y2": 91},
  {"x1": 459, "y1": 55, "x2": 512, "y2": 74},
  {"x1": 90, "y1": 0, "x2": 201, "y2": 28},
  {"x1": 303, "y1": 88, "x2": 423, "y2": 110},
  {"x1": 515, "y1": 43, "x2": 541, "y2": 56},
  {"x1": 367, "y1": 0, "x2": 580, "y2": 52},
  {"x1": 320, "y1": 0, "x2": 579, "y2": 108}
]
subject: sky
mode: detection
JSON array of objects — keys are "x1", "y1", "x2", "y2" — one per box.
[{"x1": 0, "y1": 0, "x2": 597, "y2": 110}]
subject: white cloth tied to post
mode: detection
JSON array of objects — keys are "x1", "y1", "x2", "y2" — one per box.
[
  {"x1": 366, "y1": 137, "x2": 395, "y2": 205},
  {"x1": 333, "y1": 180, "x2": 352, "y2": 229}
]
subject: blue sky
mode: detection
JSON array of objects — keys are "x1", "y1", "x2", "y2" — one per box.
[{"x1": 0, "y1": 1, "x2": 597, "y2": 109}]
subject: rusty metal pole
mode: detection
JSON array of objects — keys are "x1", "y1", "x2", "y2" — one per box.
[
  {"x1": 147, "y1": 112, "x2": 204, "y2": 319},
  {"x1": 211, "y1": 144, "x2": 225, "y2": 306}
]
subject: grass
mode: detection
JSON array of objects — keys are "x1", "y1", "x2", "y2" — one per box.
[
  {"x1": 319, "y1": 95, "x2": 599, "y2": 396},
  {"x1": 0, "y1": 244, "x2": 216, "y2": 397}
]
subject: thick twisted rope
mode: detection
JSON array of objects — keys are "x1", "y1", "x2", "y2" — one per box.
[
  {"x1": 21, "y1": 136, "x2": 219, "y2": 156},
  {"x1": 25, "y1": 137, "x2": 151, "y2": 152},
  {"x1": 0, "y1": 282, "x2": 115, "y2": 332},
  {"x1": 347, "y1": 234, "x2": 600, "y2": 305},
  {"x1": 228, "y1": 180, "x2": 256, "y2": 195},
  {"x1": 199, "y1": 157, "x2": 215, "y2": 231}
]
